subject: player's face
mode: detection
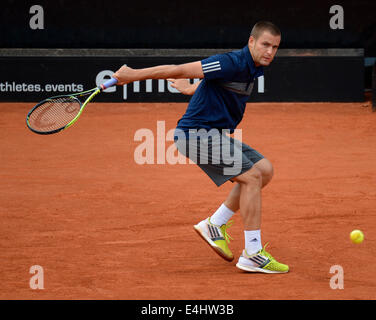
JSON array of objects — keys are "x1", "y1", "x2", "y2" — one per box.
[{"x1": 249, "y1": 31, "x2": 281, "y2": 66}]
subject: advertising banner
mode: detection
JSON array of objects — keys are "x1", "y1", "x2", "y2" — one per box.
[{"x1": 0, "y1": 51, "x2": 364, "y2": 102}]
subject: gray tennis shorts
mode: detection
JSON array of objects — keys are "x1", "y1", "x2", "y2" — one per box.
[{"x1": 174, "y1": 128, "x2": 264, "y2": 187}]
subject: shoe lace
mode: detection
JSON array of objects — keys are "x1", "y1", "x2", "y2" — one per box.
[
  {"x1": 259, "y1": 243, "x2": 275, "y2": 260},
  {"x1": 221, "y1": 220, "x2": 234, "y2": 243}
]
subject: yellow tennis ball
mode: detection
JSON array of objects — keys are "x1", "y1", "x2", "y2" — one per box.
[{"x1": 350, "y1": 230, "x2": 364, "y2": 244}]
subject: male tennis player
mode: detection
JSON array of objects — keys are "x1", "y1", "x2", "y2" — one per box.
[{"x1": 113, "y1": 21, "x2": 289, "y2": 273}]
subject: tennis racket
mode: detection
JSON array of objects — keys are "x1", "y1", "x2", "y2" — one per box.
[{"x1": 26, "y1": 77, "x2": 118, "y2": 135}]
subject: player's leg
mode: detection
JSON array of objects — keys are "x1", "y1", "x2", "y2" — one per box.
[
  {"x1": 193, "y1": 148, "x2": 271, "y2": 260},
  {"x1": 190, "y1": 135, "x2": 271, "y2": 262},
  {"x1": 231, "y1": 167, "x2": 263, "y2": 229},
  {"x1": 209, "y1": 158, "x2": 273, "y2": 232},
  {"x1": 190, "y1": 131, "x2": 246, "y2": 262},
  {"x1": 223, "y1": 183, "x2": 240, "y2": 212},
  {"x1": 176, "y1": 131, "x2": 236, "y2": 261},
  {"x1": 232, "y1": 166, "x2": 289, "y2": 273},
  {"x1": 222, "y1": 158, "x2": 274, "y2": 214}
]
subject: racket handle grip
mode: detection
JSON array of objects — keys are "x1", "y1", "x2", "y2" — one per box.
[{"x1": 100, "y1": 77, "x2": 118, "y2": 90}]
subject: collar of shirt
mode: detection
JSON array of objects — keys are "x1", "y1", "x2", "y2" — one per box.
[{"x1": 242, "y1": 45, "x2": 264, "y2": 78}]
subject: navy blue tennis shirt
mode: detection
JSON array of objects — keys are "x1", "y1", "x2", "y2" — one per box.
[{"x1": 176, "y1": 45, "x2": 264, "y2": 134}]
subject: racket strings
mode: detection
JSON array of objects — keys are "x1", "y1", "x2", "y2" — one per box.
[{"x1": 28, "y1": 97, "x2": 81, "y2": 132}]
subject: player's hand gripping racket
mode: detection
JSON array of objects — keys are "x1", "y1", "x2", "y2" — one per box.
[{"x1": 26, "y1": 77, "x2": 118, "y2": 135}]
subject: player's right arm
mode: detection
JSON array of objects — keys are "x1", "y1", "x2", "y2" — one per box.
[{"x1": 113, "y1": 61, "x2": 204, "y2": 85}]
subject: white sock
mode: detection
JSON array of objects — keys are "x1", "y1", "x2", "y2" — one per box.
[
  {"x1": 244, "y1": 230, "x2": 262, "y2": 255},
  {"x1": 209, "y1": 203, "x2": 234, "y2": 226}
]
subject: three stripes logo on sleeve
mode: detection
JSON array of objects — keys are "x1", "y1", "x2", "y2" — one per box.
[{"x1": 202, "y1": 61, "x2": 221, "y2": 74}]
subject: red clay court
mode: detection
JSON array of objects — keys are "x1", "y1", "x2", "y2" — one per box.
[{"x1": 0, "y1": 100, "x2": 375, "y2": 299}]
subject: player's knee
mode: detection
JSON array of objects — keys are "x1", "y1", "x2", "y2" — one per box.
[
  {"x1": 262, "y1": 165, "x2": 274, "y2": 187},
  {"x1": 251, "y1": 167, "x2": 263, "y2": 181},
  {"x1": 237, "y1": 167, "x2": 263, "y2": 186},
  {"x1": 254, "y1": 158, "x2": 274, "y2": 187}
]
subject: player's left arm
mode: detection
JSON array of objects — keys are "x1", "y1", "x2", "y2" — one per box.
[
  {"x1": 167, "y1": 79, "x2": 202, "y2": 95},
  {"x1": 113, "y1": 61, "x2": 204, "y2": 85}
]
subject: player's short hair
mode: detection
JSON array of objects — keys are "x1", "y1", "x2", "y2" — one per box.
[{"x1": 250, "y1": 21, "x2": 281, "y2": 39}]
